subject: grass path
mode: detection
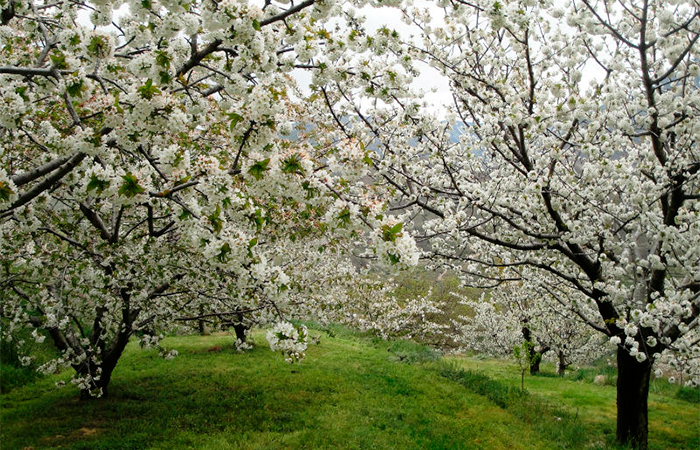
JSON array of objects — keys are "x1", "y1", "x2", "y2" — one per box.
[{"x1": 1, "y1": 330, "x2": 698, "y2": 450}]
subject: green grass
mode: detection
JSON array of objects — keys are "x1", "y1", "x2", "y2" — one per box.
[
  {"x1": 1, "y1": 329, "x2": 698, "y2": 450},
  {"x1": 449, "y1": 355, "x2": 700, "y2": 450}
]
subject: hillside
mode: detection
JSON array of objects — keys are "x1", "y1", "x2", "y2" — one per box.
[{"x1": 1, "y1": 327, "x2": 698, "y2": 450}]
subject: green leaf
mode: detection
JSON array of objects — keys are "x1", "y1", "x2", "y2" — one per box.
[
  {"x1": 216, "y1": 243, "x2": 231, "y2": 263},
  {"x1": 388, "y1": 253, "x2": 401, "y2": 265},
  {"x1": 118, "y1": 173, "x2": 146, "y2": 198},
  {"x1": 15, "y1": 86, "x2": 29, "y2": 102},
  {"x1": 88, "y1": 36, "x2": 109, "y2": 58},
  {"x1": 0, "y1": 181, "x2": 15, "y2": 202},
  {"x1": 155, "y1": 51, "x2": 171, "y2": 69},
  {"x1": 381, "y1": 222, "x2": 403, "y2": 242},
  {"x1": 49, "y1": 53, "x2": 68, "y2": 70},
  {"x1": 179, "y1": 209, "x2": 192, "y2": 220},
  {"x1": 248, "y1": 158, "x2": 270, "y2": 180},
  {"x1": 229, "y1": 112, "x2": 244, "y2": 130},
  {"x1": 86, "y1": 175, "x2": 110, "y2": 194},
  {"x1": 252, "y1": 19, "x2": 261, "y2": 31},
  {"x1": 337, "y1": 208, "x2": 351, "y2": 226},
  {"x1": 208, "y1": 206, "x2": 223, "y2": 233},
  {"x1": 137, "y1": 79, "x2": 160, "y2": 100},
  {"x1": 67, "y1": 80, "x2": 84, "y2": 98},
  {"x1": 282, "y1": 154, "x2": 304, "y2": 175}
]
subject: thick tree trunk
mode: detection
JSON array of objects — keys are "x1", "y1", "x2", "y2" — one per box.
[
  {"x1": 78, "y1": 332, "x2": 131, "y2": 399},
  {"x1": 521, "y1": 326, "x2": 545, "y2": 375},
  {"x1": 529, "y1": 355, "x2": 541, "y2": 375},
  {"x1": 616, "y1": 347, "x2": 652, "y2": 450},
  {"x1": 557, "y1": 351, "x2": 567, "y2": 377},
  {"x1": 233, "y1": 323, "x2": 248, "y2": 343}
]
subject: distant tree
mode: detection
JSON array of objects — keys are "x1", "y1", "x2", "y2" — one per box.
[{"x1": 455, "y1": 280, "x2": 607, "y2": 376}]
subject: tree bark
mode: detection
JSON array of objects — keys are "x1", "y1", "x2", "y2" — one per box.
[
  {"x1": 233, "y1": 323, "x2": 248, "y2": 343},
  {"x1": 78, "y1": 331, "x2": 131, "y2": 399},
  {"x1": 616, "y1": 347, "x2": 652, "y2": 450},
  {"x1": 521, "y1": 326, "x2": 542, "y2": 374},
  {"x1": 529, "y1": 354, "x2": 541, "y2": 375},
  {"x1": 557, "y1": 351, "x2": 567, "y2": 377}
]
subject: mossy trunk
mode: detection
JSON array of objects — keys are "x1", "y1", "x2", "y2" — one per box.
[
  {"x1": 616, "y1": 348, "x2": 651, "y2": 450},
  {"x1": 529, "y1": 355, "x2": 541, "y2": 375}
]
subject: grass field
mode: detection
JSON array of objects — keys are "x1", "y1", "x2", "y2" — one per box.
[{"x1": 1, "y1": 327, "x2": 698, "y2": 450}]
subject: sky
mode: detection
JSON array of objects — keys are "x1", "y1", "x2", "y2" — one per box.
[{"x1": 291, "y1": 3, "x2": 453, "y2": 117}]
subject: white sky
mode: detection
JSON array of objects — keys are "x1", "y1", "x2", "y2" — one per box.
[
  {"x1": 292, "y1": 4, "x2": 452, "y2": 117},
  {"x1": 90, "y1": 2, "x2": 453, "y2": 115}
]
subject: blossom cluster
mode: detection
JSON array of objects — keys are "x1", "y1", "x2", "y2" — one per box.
[{"x1": 266, "y1": 322, "x2": 309, "y2": 364}]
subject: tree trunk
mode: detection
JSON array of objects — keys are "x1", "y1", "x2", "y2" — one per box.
[
  {"x1": 529, "y1": 355, "x2": 541, "y2": 375},
  {"x1": 521, "y1": 326, "x2": 544, "y2": 375},
  {"x1": 233, "y1": 323, "x2": 248, "y2": 343},
  {"x1": 616, "y1": 347, "x2": 652, "y2": 450},
  {"x1": 78, "y1": 332, "x2": 131, "y2": 399},
  {"x1": 557, "y1": 351, "x2": 567, "y2": 377}
]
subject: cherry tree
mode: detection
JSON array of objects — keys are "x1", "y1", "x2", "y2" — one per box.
[
  {"x1": 316, "y1": 0, "x2": 699, "y2": 448},
  {"x1": 0, "y1": 0, "x2": 423, "y2": 398},
  {"x1": 455, "y1": 280, "x2": 607, "y2": 376}
]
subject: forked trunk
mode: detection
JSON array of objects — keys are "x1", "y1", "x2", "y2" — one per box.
[
  {"x1": 616, "y1": 347, "x2": 651, "y2": 450},
  {"x1": 78, "y1": 332, "x2": 131, "y2": 399}
]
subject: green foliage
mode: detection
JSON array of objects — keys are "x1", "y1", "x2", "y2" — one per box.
[
  {"x1": 0, "y1": 338, "x2": 43, "y2": 394},
  {"x1": 387, "y1": 340, "x2": 442, "y2": 364},
  {"x1": 0, "y1": 364, "x2": 41, "y2": 394},
  {"x1": 438, "y1": 362, "x2": 525, "y2": 408},
  {"x1": 118, "y1": 173, "x2": 146, "y2": 198},
  {"x1": 137, "y1": 78, "x2": 160, "y2": 100},
  {"x1": 207, "y1": 205, "x2": 223, "y2": 233},
  {"x1": 380, "y1": 222, "x2": 403, "y2": 242},
  {"x1": 675, "y1": 386, "x2": 700, "y2": 404},
  {"x1": 0, "y1": 180, "x2": 15, "y2": 202},
  {"x1": 86, "y1": 175, "x2": 110, "y2": 195},
  {"x1": 281, "y1": 154, "x2": 304, "y2": 175},
  {"x1": 248, "y1": 158, "x2": 270, "y2": 180}
]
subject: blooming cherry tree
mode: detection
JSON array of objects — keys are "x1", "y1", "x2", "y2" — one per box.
[
  {"x1": 316, "y1": 0, "x2": 699, "y2": 448},
  {"x1": 0, "y1": 0, "x2": 412, "y2": 398},
  {"x1": 455, "y1": 280, "x2": 607, "y2": 376}
]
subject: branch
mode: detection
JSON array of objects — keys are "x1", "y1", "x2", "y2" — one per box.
[
  {"x1": 175, "y1": 39, "x2": 223, "y2": 78},
  {"x1": 0, "y1": 66, "x2": 62, "y2": 77},
  {"x1": 0, "y1": 152, "x2": 88, "y2": 218},
  {"x1": 11, "y1": 154, "x2": 72, "y2": 186},
  {"x1": 259, "y1": 0, "x2": 316, "y2": 27},
  {"x1": 79, "y1": 203, "x2": 112, "y2": 242}
]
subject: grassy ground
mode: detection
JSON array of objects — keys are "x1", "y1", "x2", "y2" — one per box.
[
  {"x1": 1, "y1": 328, "x2": 698, "y2": 450},
  {"x1": 449, "y1": 355, "x2": 700, "y2": 450}
]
